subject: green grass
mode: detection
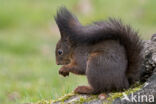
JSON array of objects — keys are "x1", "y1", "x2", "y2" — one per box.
[{"x1": 0, "y1": 0, "x2": 156, "y2": 104}]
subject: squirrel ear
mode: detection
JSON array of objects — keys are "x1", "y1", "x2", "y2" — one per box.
[{"x1": 55, "y1": 7, "x2": 81, "y2": 38}]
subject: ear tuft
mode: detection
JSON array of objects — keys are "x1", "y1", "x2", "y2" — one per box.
[{"x1": 55, "y1": 7, "x2": 80, "y2": 37}]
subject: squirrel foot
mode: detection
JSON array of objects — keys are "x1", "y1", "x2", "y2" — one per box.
[{"x1": 74, "y1": 86, "x2": 94, "y2": 94}]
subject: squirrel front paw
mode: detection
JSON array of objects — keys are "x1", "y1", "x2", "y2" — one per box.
[{"x1": 59, "y1": 67, "x2": 69, "y2": 77}]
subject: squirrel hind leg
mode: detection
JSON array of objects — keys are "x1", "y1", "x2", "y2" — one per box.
[
  {"x1": 86, "y1": 51, "x2": 129, "y2": 93},
  {"x1": 74, "y1": 86, "x2": 94, "y2": 94}
]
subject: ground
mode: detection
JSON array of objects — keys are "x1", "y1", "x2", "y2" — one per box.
[{"x1": 36, "y1": 83, "x2": 142, "y2": 104}]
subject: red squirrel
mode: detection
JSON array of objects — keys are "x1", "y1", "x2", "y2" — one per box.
[{"x1": 55, "y1": 7, "x2": 143, "y2": 94}]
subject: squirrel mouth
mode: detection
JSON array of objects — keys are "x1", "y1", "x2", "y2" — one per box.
[{"x1": 56, "y1": 60, "x2": 70, "y2": 65}]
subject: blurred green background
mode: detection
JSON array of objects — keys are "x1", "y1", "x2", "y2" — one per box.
[{"x1": 0, "y1": 0, "x2": 156, "y2": 103}]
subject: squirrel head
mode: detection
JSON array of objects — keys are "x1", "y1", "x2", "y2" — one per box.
[
  {"x1": 55, "y1": 38, "x2": 73, "y2": 65},
  {"x1": 55, "y1": 7, "x2": 81, "y2": 65}
]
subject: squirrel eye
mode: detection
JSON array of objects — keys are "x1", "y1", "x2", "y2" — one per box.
[{"x1": 58, "y1": 49, "x2": 63, "y2": 55}]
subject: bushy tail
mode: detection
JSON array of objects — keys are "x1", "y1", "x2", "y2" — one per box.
[{"x1": 55, "y1": 7, "x2": 144, "y2": 84}]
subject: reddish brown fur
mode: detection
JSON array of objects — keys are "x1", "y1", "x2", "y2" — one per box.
[
  {"x1": 90, "y1": 52, "x2": 101, "y2": 57},
  {"x1": 74, "y1": 86, "x2": 94, "y2": 94},
  {"x1": 59, "y1": 58, "x2": 82, "y2": 76}
]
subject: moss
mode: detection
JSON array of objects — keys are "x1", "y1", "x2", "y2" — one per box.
[
  {"x1": 52, "y1": 92, "x2": 75, "y2": 103},
  {"x1": 53, "y1": 93, "x2": 98, "y2": 104},
  {"x1": 75, "y1": 95, "x2": 98, "y2": 104},
  {"x1": 34, "y1": 93, "x2": 75, "y2": 104},
  {"x1": 107, "y1": 83, "x2": 143, "y2": 102}
]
